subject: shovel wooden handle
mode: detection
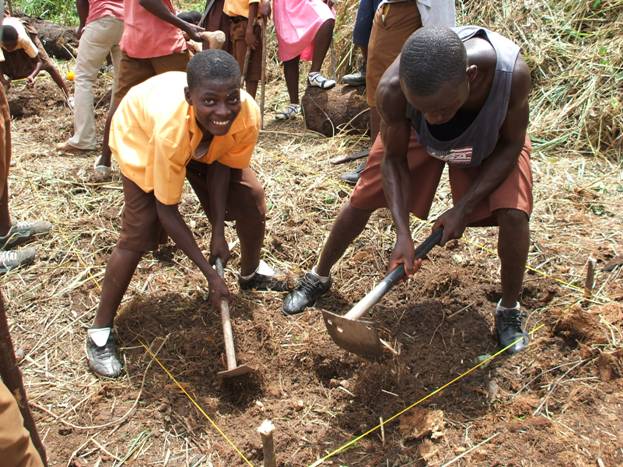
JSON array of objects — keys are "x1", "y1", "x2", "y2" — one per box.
[
  {"x1": 215, "y1": 258, "x2": 237, "y2": 371},
  {"x1": 344, "y1": 228, "x2": 443, "y2": 321}
]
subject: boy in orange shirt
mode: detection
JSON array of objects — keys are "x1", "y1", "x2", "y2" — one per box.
[{"x1": 86, "y1": 50, "x2": 284, "y2": 378}]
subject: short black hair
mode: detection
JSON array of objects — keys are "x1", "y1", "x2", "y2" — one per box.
[
  {"x1": 177, "y1": 10, "x2": 202, "y2": 25},
  {"x1": 1, "y1": 25, "x2": 18, "y2": 43},
  {"x1": 399, "y1": 27, "x2": 467, "y2": 97},
  {"x1": 187, "y1": 50, "x2": 241, "y2": 90}
]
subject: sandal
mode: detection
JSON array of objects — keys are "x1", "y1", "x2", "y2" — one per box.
[
  {"x1": 275, "y1": 103, "x2": 300, "y2": 121},
  {"x1": 308, "y1": 72, "x2": 336, "y2": 90}
]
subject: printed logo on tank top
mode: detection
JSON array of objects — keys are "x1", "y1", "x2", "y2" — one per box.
[{"x1": 426, "y1": 146, "x2": 473, "y2": 165}]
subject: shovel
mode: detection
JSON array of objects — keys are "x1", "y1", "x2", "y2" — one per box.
[
  {"x1": 215, "y1": 258, "x2": 255, "y2": 379},
  {"x1": 322, "y1": 228, "x2": 443, "y2": 359}
]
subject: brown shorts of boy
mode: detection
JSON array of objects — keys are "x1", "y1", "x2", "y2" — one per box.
[
  {"x1": 350, "y1": 130, "x2": 534, "y2": 226},
  {"x1": 366, "y1": 2, "x2": 422, "y2": 108},
  {"x1": 113, "y1": 50, "x2": 191, "y2": 107},
  {"x1": 117, "y1": 161, "x2": 265, "y2": 252},
  {"x1": 229, "y1": 17, "x2": 262, "y2": 82},
  {"x1": 0, "y1": 381, "x2": 44, "y2": 467}
]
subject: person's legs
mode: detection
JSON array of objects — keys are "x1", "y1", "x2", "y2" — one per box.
[
  {"x1": 497, "y1": 209, "x2": 529, "y2": 307},
  {"x1": 88, "y1": 177, "x2": 163, "y2": 377},
  {"x1": 310, "y1": 18, "x2": 334, "y2": 73},
  {"x1": 342, "y1": 2, "x2": 422, "y2": 183},
  {"x1": 283, "y1": 56, "x2": 300, "y2": 105},
  {"x1": 67, "y1": 18, "x2": 121, "y2": 150}
]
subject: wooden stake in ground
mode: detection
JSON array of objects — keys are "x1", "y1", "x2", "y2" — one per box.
[
  {"x1": 0, "y1": 292, "x2": 48, "y2": 466},
  {"x1": 259, "y1": 17, "x2": 267, "y2": 129},
  {"x1": 584, "y1": 256, "x2": 597, "y2": 300},
  {"x1": 257, "y1": 419, "x2": 276, "y2": 467}
]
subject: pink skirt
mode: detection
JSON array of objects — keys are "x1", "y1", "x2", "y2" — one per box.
[{"x1": 273, "y1": 0, "x2": 335, "y2": 62}]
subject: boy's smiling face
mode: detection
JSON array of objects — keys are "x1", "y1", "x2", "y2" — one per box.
[{"x1": 185, "y1": 78, "x2": 241, "y2": 136}]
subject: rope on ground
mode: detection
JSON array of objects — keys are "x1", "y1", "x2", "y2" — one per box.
[
  {"x1": 140, "y1": 340, "x2": 255, "y2": 467},
  {"x1": 308, "y1": 324, "x2": 545, "y2": 467}
]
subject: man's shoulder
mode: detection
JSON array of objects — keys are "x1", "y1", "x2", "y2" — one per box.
[{"x1": 377, "y1": 67, "x2": 407, "y2": 125}]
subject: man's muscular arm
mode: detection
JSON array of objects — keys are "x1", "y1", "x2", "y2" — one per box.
[
  {"x1": 434, "y1": 57, "x2": 531, "y2": 244},
  {"x1": 377, "y1": 59, "x2": 421, "y2": 275}
]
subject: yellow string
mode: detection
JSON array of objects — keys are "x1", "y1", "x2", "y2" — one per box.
[
  {"x1": 309, "y1": 324, "x2": 544, "y2": 467},
  {"x1": 140, "y1": 340, "x2": 255, "y2": 467}
]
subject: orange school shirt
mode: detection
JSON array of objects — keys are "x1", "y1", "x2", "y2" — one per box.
[
  {"x1": 110, "y1": 71, "x2": 260, "y2": 205},
  {"x1": 223, "y1": 0, "x2": 260, "y2": 18}
]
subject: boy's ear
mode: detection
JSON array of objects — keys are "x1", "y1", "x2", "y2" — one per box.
[{"x1": 184, "y1": 86, "x2": 192, "y2": 106}]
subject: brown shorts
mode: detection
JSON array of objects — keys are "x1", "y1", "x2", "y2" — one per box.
[
  {"x1": 350, "y1": 130, "x2": 534, "y2": 226},
  {"x1": 229, "y1": 18, "x2": 262, "y2": 82},
  {"x1": 117, "y1": 162, "x2": 265, "y2": 252},
  {"x1": 366, "y1": 2, "x2": 421, "y2": 107},
  {"x1": 114, "y1": 51, "x2": 190, "y2": 106}
]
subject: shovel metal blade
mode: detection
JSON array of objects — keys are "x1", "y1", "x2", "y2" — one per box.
[
  {"x1": 322, "y1": 310, "x2": 383, "y2": 360},
  {"x1": 217, "y1": 364, "x2": 255, "y2": 380}
]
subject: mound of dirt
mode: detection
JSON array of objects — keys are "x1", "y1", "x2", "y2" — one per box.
[
  {"x1": 302, "y1": 84, "x2": 369, "y2": 136},
  {"x1": 553, "y1": 305, "x2": 609, "y2": 345}
]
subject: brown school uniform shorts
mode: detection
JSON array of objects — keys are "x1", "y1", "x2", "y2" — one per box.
[
  {"x1": 366, "y1": 2, "x2": 421, "y2": 107},
  {"x1": 114, "y1": 51, "x2": 190, "y2": 106},
  {"x1": 229, "y1": 17, "x2": 263, "y2": 82},
  {"x1": 117, "y1": 161, "x2": 265, "y2": 252},
  {"x1": 350, "y1": 130, "x2": 534, "y2": 226}
]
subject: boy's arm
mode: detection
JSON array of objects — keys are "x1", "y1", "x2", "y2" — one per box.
[
  {"x1": 26, "y1": 60, "x2": 43, "y2": 83},
  {"x1": 376, "y1": 60, "x2": 419, "y2": 275},
  {"x1": 155, "y1": 200, "x2": 230, "y2": 308},
  {"x1": 76, "y1": 0, "x2": 89, "y2": 38},
  {"x1": 139, "y1": 0, "x2": 204, "y2": 41},
  {"x1": 206, "y1": 161, "x2": 231, "y2": 266}
]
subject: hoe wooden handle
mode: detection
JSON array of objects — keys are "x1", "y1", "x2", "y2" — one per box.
[{"x1": 215, "y1": 258, "x2": 237, "y2": 370}]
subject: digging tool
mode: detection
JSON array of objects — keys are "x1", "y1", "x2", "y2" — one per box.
[
  {"x1": 330, "y1": 149, "x2": 369, "y2": 165},
  {"x1": 215, "y1": 258, "x2": 255, "y2": 379},
  {"x1": 322, "y1": 228, "x2": 443, "y2": 359},
  {"x1": 259, "y1": 17, "x2": 267, "y2": 129},
  {"x1": 240, "y1": 46, "x2": 252, "y2": 87}
]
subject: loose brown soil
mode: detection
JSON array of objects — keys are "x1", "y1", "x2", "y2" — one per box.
[{"x1": 2, "y1": 70, "x2": 622, "y2": 467}]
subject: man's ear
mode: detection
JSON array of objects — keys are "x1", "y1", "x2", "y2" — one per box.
[
  {"x1": 466, "y1": 64, "x2": 478, "y2": 83},
  {"x1": 184, "y1": 86, "x2": 192, "y2": 106}
]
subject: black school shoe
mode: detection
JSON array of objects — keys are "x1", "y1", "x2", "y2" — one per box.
[
  {"x1": 340, "y1": 161, "x2": 365, "y2": 186},
  {"x1": 495, "y1": 307, "x2": 529, "y2": 354},
  {"x1": 282, "y1": 272, "x2": 331, "y2": 315},
  {"x1": 85, "y1": 333, "x2": 123, "y2": 378}
]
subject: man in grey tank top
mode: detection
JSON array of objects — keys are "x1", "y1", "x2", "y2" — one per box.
[{"x1": 283, "y1": 26, "x2": 534, "y2": 355}]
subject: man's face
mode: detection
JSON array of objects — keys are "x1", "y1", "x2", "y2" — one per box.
[
  {"x1": 402, "y1": 78, "x2": 470, "y2": 126},
  {"x1": 185, "y1": 78, "x2": 241, "y2": 136}
]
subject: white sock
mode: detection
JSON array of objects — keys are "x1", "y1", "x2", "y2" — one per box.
[
  {"x1": 311, "y1": 266, "x2": 330, "y2": 284},
  {"x1": 496, "y1": 299, "x2": 520, "y2": 311},
  {"x1": 240, "y1": 259, "x2": 276, "y2": 280},
  {"x1": 88, "y1": 327, "x2": 111, "y2": 347}
]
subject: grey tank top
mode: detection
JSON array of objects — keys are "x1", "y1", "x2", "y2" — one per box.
[{"x1": 406, "y1": 26, "x2": 520, "y2": 167}]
